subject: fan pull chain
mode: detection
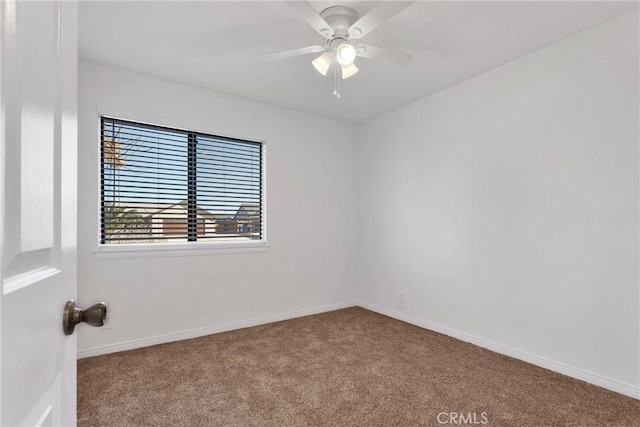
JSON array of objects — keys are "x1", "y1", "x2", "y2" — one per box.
[{"x1": 333, "y1": 62, "x2": 341, "y2": 99}]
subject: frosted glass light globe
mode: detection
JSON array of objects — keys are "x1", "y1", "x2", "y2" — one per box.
[{"x1": 336, "y1": 43, "x2": 356, "y2": 65}]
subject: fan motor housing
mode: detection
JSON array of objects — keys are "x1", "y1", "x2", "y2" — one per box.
[{"x1": 320, "y1": 6, "x2": 359, "y2": 38}]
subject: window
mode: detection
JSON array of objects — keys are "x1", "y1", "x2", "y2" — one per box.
[{"x1": 100, "y1": 117, "x2": 263, "y2": 245}]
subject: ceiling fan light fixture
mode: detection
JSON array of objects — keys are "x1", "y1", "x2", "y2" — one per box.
[
  {"x1": 336, "y1": 43, "x2": 356, "y2": 65},
  {"x1": 272, "y1": 2, "x2": 415, "y2": 96},
  {"x1": 341, "y1": 62, "x2": 359, "y2": 79},
  {"x1": 312, "y1": 51, "x2": 333, "y2": 76}
]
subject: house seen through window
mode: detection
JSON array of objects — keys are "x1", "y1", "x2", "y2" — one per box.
[{"x1": 101, "y1": 117, "x2": 263, "y2": 244}]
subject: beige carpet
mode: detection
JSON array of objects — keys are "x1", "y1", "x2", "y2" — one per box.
[{"x1": 78, "y1": 307, "x2": 640, "y2": 426}]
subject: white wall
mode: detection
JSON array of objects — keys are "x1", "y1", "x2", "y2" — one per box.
[
  {"x1": 357, "y1": 11, "x2": 639, "y2": 398},
  {"x1": 79, "y1": 11, "x2": 640, "y2": 399},
  {"x1": 77, "y1": 60, "x2": 358, "y2": 356}
]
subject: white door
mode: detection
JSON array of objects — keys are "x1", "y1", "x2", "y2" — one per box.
[{"x1": 1, "y1": 1, "x2": 78, "y2": 426}]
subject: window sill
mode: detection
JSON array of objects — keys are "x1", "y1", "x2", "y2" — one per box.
[{"x1": 93, "y1": 240, "x2": 269, "y2": 260}]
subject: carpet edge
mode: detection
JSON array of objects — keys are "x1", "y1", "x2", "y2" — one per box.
[
  {"x1": 357, "y1": 300, "x2": 640, "y2": 400},
  {"x1": 77, "y1": 300, "x2": 358, "y2": 359}
]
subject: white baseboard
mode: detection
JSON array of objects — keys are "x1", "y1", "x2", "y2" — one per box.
[
  {"x1": 77, "y1": 301, "x2": 357, "y2": 359},
  {"x1": 78, "y1": 299, "x2": 639, "y2": 401},
  {"x1": 357, "y1": 300, "x2": 640, "y2": 400}
]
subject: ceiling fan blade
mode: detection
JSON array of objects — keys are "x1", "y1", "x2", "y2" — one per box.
[
  {"x1": 355, "y1": 44, "x2": 411, "y2": 66},
  {"x1": 348, "y1": 1, "x2": 414, "y2": 39},
  {"x1": 260, "y1": 45, "x2": 325, "y2": 61},
  {"x1": 285, "y1": 1, "x2": 334, "y2": 39}
]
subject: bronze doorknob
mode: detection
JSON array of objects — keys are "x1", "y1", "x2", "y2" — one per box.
[{"x1": 63, "y1": 300, "x2": 107, "y2": 335}]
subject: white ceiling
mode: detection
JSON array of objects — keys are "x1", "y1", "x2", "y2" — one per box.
[{"x1": 79, "y1": 1, "x2": 638, "y2": 123}]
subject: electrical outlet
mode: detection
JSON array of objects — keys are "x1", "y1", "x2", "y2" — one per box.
[{"x1": 399, "y1": 291, "x2": 406, "y2": 304}]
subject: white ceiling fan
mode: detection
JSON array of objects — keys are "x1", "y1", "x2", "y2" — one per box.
[{"x1": 261, "y1": 1, "x2": 414, "y2": 97}]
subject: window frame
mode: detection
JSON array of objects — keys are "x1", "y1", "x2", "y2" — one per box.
[{"x1": 93, "y1": 111, "x2": 268, "y2": 260}]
